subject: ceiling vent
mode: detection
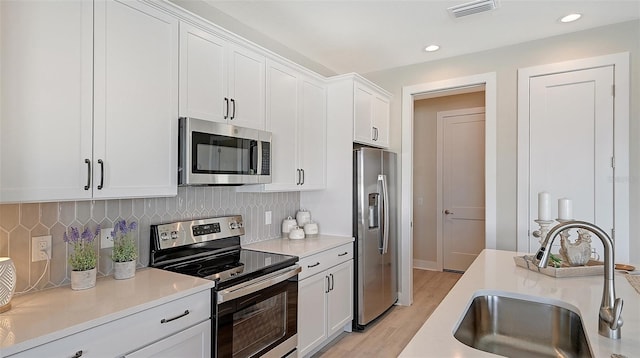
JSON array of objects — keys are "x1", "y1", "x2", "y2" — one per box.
[{"x1": 447, "y1": 0, "x2": 499, "y2": 18}]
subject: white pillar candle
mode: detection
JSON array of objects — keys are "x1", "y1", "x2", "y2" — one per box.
[
  {"x1": 558, "y1": 198, "x2": 573, "y2": 220},
  {"x1": 537, "y1": 192, "x2": 551, "y2": 220}
]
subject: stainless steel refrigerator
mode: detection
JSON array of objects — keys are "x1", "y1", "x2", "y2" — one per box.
[{"x1": 353, "y1": 147, "x2": 398, "y2": 330}]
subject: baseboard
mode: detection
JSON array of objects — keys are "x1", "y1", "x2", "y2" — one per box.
[{"x1": 413, "y1": 259, "x2": 439, "y2": 271}]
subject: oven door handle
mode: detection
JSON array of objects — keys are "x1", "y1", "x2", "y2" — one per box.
[{"x1": 217, "y1": 265, "x2": 301, "y2": 304}]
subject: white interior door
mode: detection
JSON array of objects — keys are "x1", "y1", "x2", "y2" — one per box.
[
  {"x1": 439, "y1": 107, "x2": 485, "y2": 271},
  {"x1": 527, "y1": 66, "x2": 614, "y2": 257}
]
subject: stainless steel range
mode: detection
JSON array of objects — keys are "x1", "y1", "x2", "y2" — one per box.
[{"x1": 150, "y1": 215, "x2": 300, "y2": 358}]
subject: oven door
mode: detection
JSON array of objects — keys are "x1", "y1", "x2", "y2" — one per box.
[{"x1": 215, "y1": 266, "x2": 300, "y2": 358}]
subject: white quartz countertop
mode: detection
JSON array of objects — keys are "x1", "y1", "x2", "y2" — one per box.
[
  {"x1": 400, "y1": 249, "x2": 640, "y2": 357},
  {"x1": 243, "y1": 235, "x2": 354, "y2": 258},
  {"x1": 0, "y1": 268, "x2": 214, "y2": 356}
]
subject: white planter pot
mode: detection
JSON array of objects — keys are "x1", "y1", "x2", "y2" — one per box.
[
  {"x1": 70, "y1": 268, "x2": 97, "y2": 290},
  {"x1": 114, "y1": 260, "x2": 136, "y2": 280}
]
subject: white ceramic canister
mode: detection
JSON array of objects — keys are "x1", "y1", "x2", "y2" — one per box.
[
  {"x1": 303, "y1": 222, "x2": 319, "y2": 238},
  {"x1": 282, "y1": 216, "x2": 298, "y2": 238},
  {"x1": 296, "y1": 209, "x2": 311, "y2": 227},
  {"x1": 288, "y1": 226, "x2": 305, "y2": 240}
]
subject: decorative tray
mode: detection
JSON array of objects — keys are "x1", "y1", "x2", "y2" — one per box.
[{"x1": 513, "y1": 255, "x2": 604, "y2": 278}]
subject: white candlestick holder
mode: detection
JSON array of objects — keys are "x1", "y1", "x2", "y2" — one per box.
[{"x1": 532, "y1": 219, "x2": 555, "y2": 244}]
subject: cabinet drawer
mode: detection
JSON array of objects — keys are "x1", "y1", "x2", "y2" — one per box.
[
  {"x1": 299, "y1": 244, "x2": 353, "y2": 281},
  {"x1": 10, "y1": 290, "x2": 211, "y2": 357}
]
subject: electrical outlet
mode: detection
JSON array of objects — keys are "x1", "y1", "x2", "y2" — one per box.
[
  {"x1": 265, "y1": 211, "x2": 272, "y2": 225},
  {"x1": 31, "y1": 235, "x2": 51, "y2": 262},
  {"x1": 101, "y1": 228, "x2": 114, "y2": 249}
]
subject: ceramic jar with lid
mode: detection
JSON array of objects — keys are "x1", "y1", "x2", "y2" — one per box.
[
  {"x1": 282, "y1": 216, "x2": 297, "y2": 238},
  {"x1": 296, "y1": 209, "x2": 311, "y2": 227},
  {"x1": 288, "y1": 226, "x2": 305, "y2": 240}
]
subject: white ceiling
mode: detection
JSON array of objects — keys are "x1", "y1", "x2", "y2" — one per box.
[{"x1": 202, "y1": 0, "x2": 640, "y2": 74}]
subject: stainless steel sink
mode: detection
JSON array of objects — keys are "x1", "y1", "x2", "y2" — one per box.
[{"x1": 453, "y1": 292, "x2": 593, "y2": 358}]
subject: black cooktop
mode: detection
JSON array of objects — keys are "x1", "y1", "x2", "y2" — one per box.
[{"x1": 160, "y1": 248, "x2": 298, "y2": 289}]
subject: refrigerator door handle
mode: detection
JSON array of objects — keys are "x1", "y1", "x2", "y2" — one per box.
[{"x1": 378, "y1": 174, "x2": 390, "y2": 255}]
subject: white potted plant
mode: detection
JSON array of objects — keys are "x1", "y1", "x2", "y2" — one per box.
[
  {"x1": 111, "y1": 219, "x2": 138, "y2": 280},
  {"x1": 64, "y1": 225, "x2": 100, "y2": 290}
]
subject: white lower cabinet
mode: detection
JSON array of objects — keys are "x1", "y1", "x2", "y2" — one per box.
[
  {"x1": 298, "y1": 244, "x2": 353, "y2": 357},
  {"x1": 7, "y1": 290, "x2": 211, "y2": 358}
]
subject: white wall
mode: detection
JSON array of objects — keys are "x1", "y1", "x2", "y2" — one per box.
[{"x1": 364, "y1": 20, "x2": 640, "y2": 263}]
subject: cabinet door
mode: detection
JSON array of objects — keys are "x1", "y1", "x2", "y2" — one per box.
[
  {"x1": 227, "y1": 43, "x2": 266, "y2": 130},
  {"x1": 327, "y1": 260, "x2": 354, "y2": 337},
  {"x1": 93, "y1": 0, "x2": 178, "y2": 199},
  {"x1": 179, "y1": 22, "x2": 227, "y2": 123},
  {"x1": 298, "y1": 272, "x2": 328, "y2": 357},
  {"x1": 298, "y1": 77, "x2": 326, "y2": 190},
  {"x1": 264, "y1": 61, "x2": 299, "y2": 190},
  {"x1": 372, "y1": 95, "x2": 390, "y2": 148},
  {"x1": 0, "y1": 0, "x2": 93, "y2": 203},
  {"x1": 125, "y1": 320, "x2": 211, "y2": 358},
  {"x1": 353, "y1": 84, "x2": 374, "y2": 145}
]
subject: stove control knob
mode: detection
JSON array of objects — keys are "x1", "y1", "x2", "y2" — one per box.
[
  {"x1": 229, "y1": 222, "x2": 238, "y2": 230},
  {"x1": 160, "y1": 232, "x2": 169, "y2": 241},
  {"x1": 171, "y1": 231, "x2": 179, "y2": 240},
  {"x1": 237, "y1": 221, "x2": 243, "y2": 228}
]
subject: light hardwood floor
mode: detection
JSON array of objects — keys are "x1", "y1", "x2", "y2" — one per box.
[{"x1": 312, "y1": 269, "x2": 462, "y2": 358}]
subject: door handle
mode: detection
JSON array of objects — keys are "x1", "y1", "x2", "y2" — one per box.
[
  {"x1": 97, "y1": 159, "x2": 104, "y2": 190},
  {"x1": 301, "y1": 168, "x2": 305, "y2": 185},
  {"x1": 84, "y1": 159, "x2": 91, "y2": 190},
  {"x1": 444, "y1": 209, "x2": 454, "y2": 215},
  {"x1": 230, "y1": 98, "x2": 236, "y2": 119},
  {"x1": 296, "y1": 169, "x2": 301, "y2": 185},
  {"x1": 224, "y1": 97, "x2": 229, "y2": 119}
]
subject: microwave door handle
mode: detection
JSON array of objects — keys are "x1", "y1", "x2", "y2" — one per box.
[{"x1": 254, "y1": 141, "x2": 261, "y2": 175}]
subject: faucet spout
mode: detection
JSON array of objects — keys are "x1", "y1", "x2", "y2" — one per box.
[{"x1": 535, "y1": 220, "x2": 623, "y2": 339}]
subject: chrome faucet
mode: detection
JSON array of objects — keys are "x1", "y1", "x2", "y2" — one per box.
[{"x1": 535, "y1": 220, "x2": 623, "y2": 339}]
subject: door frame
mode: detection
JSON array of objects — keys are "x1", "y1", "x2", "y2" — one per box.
[
  {"x1": 516, "y1": 52, "x2": 630, "y2": 262},
  {"x1": 400, "y1": 72, "x2": 497, "y2": 306},
  {"x1": 437, "y1": 107, "x2": 486, "y2": 271}
]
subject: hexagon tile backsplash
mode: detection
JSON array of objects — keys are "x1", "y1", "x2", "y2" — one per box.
[{"x1": 0, "y1": 186, "x2": 299, "y2": 294}]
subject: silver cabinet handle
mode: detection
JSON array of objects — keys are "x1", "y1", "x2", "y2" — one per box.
[
  {"x1": 301, "y1": 168, "x2": 305, "y2": 185},
  {"x1": 307, "y1": 262, "x2": 320, "y2": 268},
  {"x1": 296, "y1": 169, "x2": 301, "y2": 185},
  {"x1": 444, "y1": 209, "x2": 454, "y2": 215},
  {"x1": 330, "y1": 273, "x2": 334, "y2": 291},
  {"x1": 338, "y1": 252, "x2": 348, "y2": 257},
  {"x1": 325, "y1": 275, "x2": 330, "y2": 293},
  {"x1": 224, "y1": 97, "x2": 229, "y2": 119},
  {"x1": 84, "y1": 159, "x2": 91, "y2": 190},
  {"x1": 161, "y1": 310, "x2": 190, "y2": 324}
]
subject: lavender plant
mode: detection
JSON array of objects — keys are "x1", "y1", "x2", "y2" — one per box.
[
  {"x1": 64, "y1": 225, "x2": 99, "y2": 271},
  {"x1": 111, "y1": 220, "x2": 138, "y2": 263}
]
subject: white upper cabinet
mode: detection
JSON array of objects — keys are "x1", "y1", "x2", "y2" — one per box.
[
  {"x1": 353, "y1": 81, "x2": 391, "y2": 148},
  {"x1": 0, "y1": 0, "x2": 178, "y2": 203},
  {"x1": 93, "y1": 0, "x2": 178, "y2": 199},
  {"x1": 179, "y1": 22, "x2": 265, "y2": 130},
  {"x1": 0, "y1": 0, "x2": 94, "y2": 203},
  {"x1": 241, "y1": 60, "x2": 326, "y2": 192}
]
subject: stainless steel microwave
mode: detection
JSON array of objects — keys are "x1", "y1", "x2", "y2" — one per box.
[{"x1": 178, "y1": 117, "x2": 271, "y2": 185}]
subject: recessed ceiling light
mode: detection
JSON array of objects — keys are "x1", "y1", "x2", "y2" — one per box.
[
  {"x1": 424, "y1": 45, "x2": 440, "y2": 52},
  {"x1": 560, "y1": 13, "x2": 582, "y2": 23}
]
